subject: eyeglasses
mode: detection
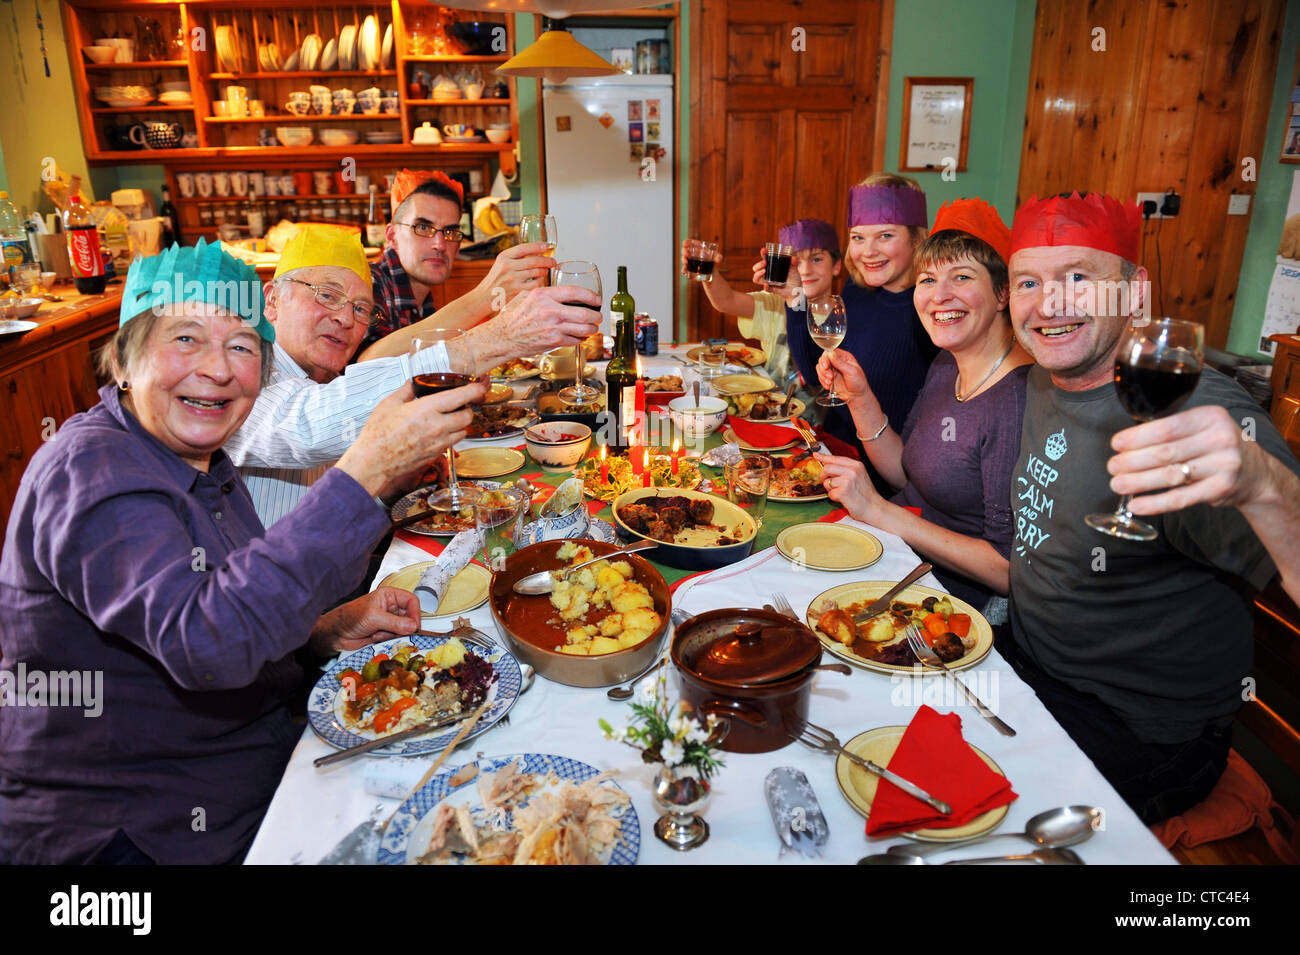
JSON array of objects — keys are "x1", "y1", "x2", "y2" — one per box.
[
  {"x1": 282, "y1": 278, "x2": 379, "y2": 325},
  {"x1": 393, "y1": 220, "x2": 465, "y2": 242}
]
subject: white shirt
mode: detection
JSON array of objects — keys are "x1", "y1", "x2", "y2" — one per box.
[{"x1": 227, "y1": 342, "x2": 448, "y2": 526}]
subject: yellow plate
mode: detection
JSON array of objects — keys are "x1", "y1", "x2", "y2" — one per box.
[
  {"x1": 379, "y1": 561, "x2": 492, "y2": 618},
  {"x1": 720, "y1": 426, "x2": 799, "y2": 452},
  {"x1": 685, "y1": 343, "x2": 766, "y2": 366},
  {"x1": 805, "y1": 580, "x2": 993, "y2": 675},
  {"x1": 835, "y1": 726, "x2": 1009, "y2": 842},
  {"x1": 775, "y1": 523, "x2": 882, "y2": 570},
  {"x1": 454, "y1": 446, "x2": 525, "y2": 479},
  {"x1": 714, "y1": 373, "x2": 774, "y2": 395}
]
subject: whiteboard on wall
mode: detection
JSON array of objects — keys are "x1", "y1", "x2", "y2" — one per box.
[{"x1": 900, "y1": 78, "x2": 972, "y2": 172}]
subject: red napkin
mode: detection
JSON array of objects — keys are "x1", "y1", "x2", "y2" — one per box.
[
  {"x1": 865, "y1": 705, "x2": 1018, "y2": 836},
  {"x1": 726, "y1": 415, "x2": 799, "y2": 448},
  {"x1": 395, "y1": 531, "x2": 446, "y2": 559}
]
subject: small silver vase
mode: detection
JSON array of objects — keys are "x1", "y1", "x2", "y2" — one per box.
[{"x1": 652, "y1": 765, "x2": 711, "y2": 850}]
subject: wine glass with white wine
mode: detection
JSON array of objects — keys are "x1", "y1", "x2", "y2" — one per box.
[
  {"x1": 519, "y1": 214, "x2": 558, "y2": 264},
  {"x1": 808, "y1": 295, "x2": 847, "y2": 407}
]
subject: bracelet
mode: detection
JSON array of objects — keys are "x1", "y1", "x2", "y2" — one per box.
[{"x1": 858, "y1": 420, "x2": 889, "y2": 443}]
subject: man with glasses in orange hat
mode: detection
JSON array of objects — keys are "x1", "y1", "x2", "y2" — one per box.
[
  {"x1": 1003, "y1": 192, "x2": 1300, "y2": 823},
  {"x1": 357, "y1": 171, "x2": 557, "y2": 360},
  {"x1": 226, "y1": 224, "x2": 599, "y2": 525}
]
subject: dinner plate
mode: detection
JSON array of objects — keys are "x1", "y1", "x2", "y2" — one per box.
[
  {"x1": 518, "y1": 516, "x2": 617, "y2": 547},
  {"x1": 465, "y1": 411, "x2": 538, "y2": 441},
  {"x1": 360, "y1": 15, "x2": 380, "y2": 70},
  {"x1": 805, "y1": 580, "x2": 994, "y2": 675},
  {"x1": 490, "y1": 365, "x2": 541, "y2": 381},
  {"x1": 283, "y1": 49, "x2": 300, "y2": 71},
  {"x1": 776, "y1": 523, "x2": 883, "y2": 570},
  {"x1": 381, "y1": 22, "x2": 393, "y2": 68},
  {"x1": 307, "y1": 634, "x2": 521, "y2": 757},
  {"x1": 390, "y1": 480, "x2": 501, "y2": 536},
  {"x1": 835, "y1": 726, "x2": 1008, "y2": 842},
  {"x1": 732, "y1": 398, "x2": 807, "y2": 423},
  {"x1": 300, "y1": 33, "x2": 321, "y2": 71},
  {"x1": 713, "y1": 373, "x2": 773, "y2": 395},
  {"x1": 720, "y1": 426, "x2": 799, "y2": 453},
  {"x1": 0, "y1": 320, "x2": 38, "y2": 337},
  {"x1": 444, "y1": 135, "x2": 484, "y2": 143},
  {"x1": 378, "y1": 752, "x2": 640, "y2": 865},
  {"x1": 320, "y1": 37, "x2": 338, "y2": 71},
  {"x1": 378, "y1": 561, "x2": 492, "y2": 617},
  {"x1": 685, "y1": 343, "x2": 765, "y2": 366},
  {"x1": 454, "y1": 446, "x2": 525, "y2": 478},
  {"x1": 339, "y1": 24, "x2": 357, "y2": 70}
]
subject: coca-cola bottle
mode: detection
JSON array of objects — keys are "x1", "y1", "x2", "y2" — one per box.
[{"x1": 64, "y1": 193, "x2": 107, "y2": 294}]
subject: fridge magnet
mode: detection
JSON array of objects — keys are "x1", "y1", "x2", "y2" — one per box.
[
  {"x1": 644, "y1": 141, "x2": 658, "y2": 155},
  {"x1": 647, "y1": 99, "x2": 660, "y2": 120},
  {"x1": 630, "y1": 143, "x2": 644, "y2": 160},
  {"x1": 652, "y1": 146, "x2": 667, "y2": 161},
  {"x1": 628, "y1": 122, "x2": 643, "y2": 142},
  {"x1": 612, "y1": 47, "x2": 635, "y2": 73},
  {"x1": 556, "y1": 115, "x2": 572, "y2": 132},
  {"x1": 598, "y1": 112, "x2": 615, "y2": 129},
  {"x1": 646, "y1": 121, "x2": 660, "y2": 140},
  {"x1": 628, "y1": 100, "x2": 643, "y2": 121}
]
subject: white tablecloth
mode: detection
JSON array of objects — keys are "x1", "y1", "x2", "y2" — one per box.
[{"x1": 244, "y1": 514, "x2": 1175, "y2": 865}]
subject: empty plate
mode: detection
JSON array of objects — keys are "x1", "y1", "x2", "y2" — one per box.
[
  {"x1": 283, "y1": 49, "x2": 299, "y2": 72},
  {"x1": 360, "y1": 15, "x2": 380, "y2": 70},
  {"x1": 339, "y1": 24, "x2": 357, "y2": 70},
  {"x1": 381, "y1": 23, "x2": 393, "y2": 68},
  {"x1": 320, "y1": 37, "x2": 338, "y2": 71},
  {"x1": 300, "y1": 33, "x2": 321, "y2": 71}
]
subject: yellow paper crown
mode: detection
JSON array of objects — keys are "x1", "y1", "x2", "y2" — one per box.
[{"x1": 273, "y1": 224, "x2": 371, "y2": 286}]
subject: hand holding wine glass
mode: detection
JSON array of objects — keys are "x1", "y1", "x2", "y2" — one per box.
[
  {"x1": 410, "y1": 328, "x2": 483, "y2": 509},
  {"x1": 1086, "y1": 317, "x2": 1204, "y2": 541},
  {"x1": 808, "y1": 294, "x2": 847, "y2": 407},
  {"x1": 553, "y1": 260, "x2": 602, "y2": 407}
]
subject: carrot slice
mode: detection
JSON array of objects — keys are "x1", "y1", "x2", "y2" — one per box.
[
  {"x1": 373, "y1": 697, "x2": 418, "y2": 733},
  {"x1": 947, "y1": 613, "x2": 971, "y2": 639},
  {"x1": 922, "y1": 613, "x2": 948, "y2": 642}
]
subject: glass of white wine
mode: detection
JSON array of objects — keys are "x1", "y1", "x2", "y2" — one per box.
[
  {"x1": 519, "y1": 215, "x2": 558, "y2": 260},
  {"x1": 808, "y1": 294, "x2": 847, "y2": 407}
]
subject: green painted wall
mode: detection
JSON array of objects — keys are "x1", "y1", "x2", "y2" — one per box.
[
  {"x1": 513, "y1": 14, "x2": 542, "y2": 215},
  {"x1": 883, "y1": 0, "x2": 1036, "y2": 225},
  {"x1": 1227, "y1": 0, "x2": 1300, "y2": 357}
]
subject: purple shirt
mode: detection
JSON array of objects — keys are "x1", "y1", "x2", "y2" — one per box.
[
  {"x1": 0, "y1": 385, "x2": 389, "y2": 863},
  {"x1": 893, "y1": 353, "x2": 1029, "y2": 607}
]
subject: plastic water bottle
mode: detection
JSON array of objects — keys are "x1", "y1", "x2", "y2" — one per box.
[{"x1": 0, "y1": 191, "x2": 32, "y2": 273}]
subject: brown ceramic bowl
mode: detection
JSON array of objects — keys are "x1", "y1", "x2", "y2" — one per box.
[
  {"x1": 488, "y1": 539, "x2": 671, "y2": 688},
  {"x1": 672, "y1": 607, "x2": 845, "y2": 753}
]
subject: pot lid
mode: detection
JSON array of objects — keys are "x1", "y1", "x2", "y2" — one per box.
[{"x1": 689, "y1": 618, "x2": 821, "y2": 685}]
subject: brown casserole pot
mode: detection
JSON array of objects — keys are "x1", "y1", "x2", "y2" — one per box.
[{"x1": 671, "y1": 608, "x2": 849, "y2": 754}]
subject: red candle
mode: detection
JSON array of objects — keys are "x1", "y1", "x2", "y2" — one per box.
[
  {"x1": 642, "y1": 447, "x2": 651, "y2": 486},
  {"x1": 599, "y1": 444, "x2": 608, "y2": 484},
  {"x1": 630, "y1": 432, "x2": 642, "y2": 475},
  {"x1": 671, "y1": 438, "x2": 680, "y2": 475},
  {"x1": 634, "y1": 377, "x2": 646, "y2": 445}
]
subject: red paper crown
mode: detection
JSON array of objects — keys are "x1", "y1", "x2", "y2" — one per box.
[
  {"x1": 390, "y1": 169, "x2": 464, "y2": 215},
  {"x1": 930, "y1": 198, "x2": 1011, "y2": 264},
  {"x1": 1010, "y1": 192, "x2": 1141, "y2": 263}
]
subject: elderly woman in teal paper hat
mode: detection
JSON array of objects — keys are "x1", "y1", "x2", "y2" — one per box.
[{"x1": 0, "y1": 240, "x2": 486, "y2": 865}]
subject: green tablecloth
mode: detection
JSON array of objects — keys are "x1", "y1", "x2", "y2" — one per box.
[{"x1": 480, "y1": 430, "x2": 838, "y2": 586}]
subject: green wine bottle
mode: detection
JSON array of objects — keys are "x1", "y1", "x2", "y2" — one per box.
[{"x1": 604, "y1": 266, "x2": 638, "y2": 453}]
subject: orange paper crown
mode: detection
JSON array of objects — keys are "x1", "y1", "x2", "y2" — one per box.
[
  {"x1": 1010, "y1": 192, "x2": 1141, "y2": 263},
  {"x1": 390, "y1": 169, "x2": 465, "y2": 215},
  {"x1": 930, "y1": 198, "x2": 1011, "y2": 264}
]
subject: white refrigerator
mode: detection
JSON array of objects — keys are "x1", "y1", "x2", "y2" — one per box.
[{"x1": 542, "y1": 74, "x2": 675, "y2": 343}]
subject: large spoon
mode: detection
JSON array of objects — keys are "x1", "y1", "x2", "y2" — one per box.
[
  {"x1": 883, "y1": 805, "x2": 1101, "y2": 861},
  {"x1": 860, "y1": 847, "x2": 1085, "y2": 865},
  {"x1": 512, "y1": 539, "x2": 659, "y2": 595}
]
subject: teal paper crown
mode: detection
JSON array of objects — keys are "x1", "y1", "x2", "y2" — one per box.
[{"x1": 120, "y1": 238, "x2": 273, "y2": 343}]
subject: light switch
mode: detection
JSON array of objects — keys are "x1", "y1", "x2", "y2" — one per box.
[{"x1": 1228, "y1": 194, "x2": 1251, "y2": 215}]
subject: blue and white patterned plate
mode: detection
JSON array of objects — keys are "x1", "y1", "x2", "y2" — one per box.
[
  {"x1": 517, "y1": 516, "x2": 617, "y2": 547},
  {"x1": 308, "y1": 635, "x2": 521, "y2": 757},
  {"x1": 378, "y1": 752, "x2": 640, "y2": 865}
]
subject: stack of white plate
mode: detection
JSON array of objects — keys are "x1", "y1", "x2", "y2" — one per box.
[
  {"x1": 365, "y1": 131, "x2": 402, "y2": 144},
  {"x1": 321, "y1": 37, "x2": 338, "y2": 71},
  {"x1": 300, "y1": 34, "x2": 322, "y2": 71},
  {"x1": 358, "y1": 16, "x2": 380, "y2": 70}
]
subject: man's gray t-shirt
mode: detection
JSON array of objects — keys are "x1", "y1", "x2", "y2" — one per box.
[{"x1": 1008, "y1": 365, "x2": 1300, "y2": 744}]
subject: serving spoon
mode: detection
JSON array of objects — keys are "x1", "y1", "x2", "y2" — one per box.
[
  {"x1": 512, "y1": 539, "x2": 659, "y2": 595},
  {"x1": 883, "y1": 805, "x2": 1101, "y2": 861}
]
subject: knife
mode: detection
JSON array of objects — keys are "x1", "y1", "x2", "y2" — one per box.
[
  {"x1": 840, "y1": 749, "x2": 952, "y2": 816},
  {"x1": 779, "y1": 381, "x2": 797, "y2": 417},
  {"x1": 852, "y1": 562, "x2": 934, "y2": 624},
  {"x1": 314, "y1": 708, "x2": 471, "y2": 768}
]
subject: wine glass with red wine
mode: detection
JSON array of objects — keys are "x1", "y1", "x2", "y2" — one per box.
[
  {"x1": 1085, "y1": 317, "x2": 1204, "y2": 541},
  {"x1": 410, "y1": 328, "x2": 482, "y2": 511},
  {"x1": 552, "y1": 260, "x2": 603, "y2": 407}
]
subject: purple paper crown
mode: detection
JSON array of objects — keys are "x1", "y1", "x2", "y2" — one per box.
[
  {"x1": 778, "y1": 219, "x2": 841, "y2": 257},
  {"x1": 848, "y1": 184, "x2": 928, "y2": 229}
]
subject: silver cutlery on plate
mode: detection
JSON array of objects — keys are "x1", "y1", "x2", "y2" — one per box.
[{"x1": 904, "y1": 624, "x2": 1016, "y2": 737}]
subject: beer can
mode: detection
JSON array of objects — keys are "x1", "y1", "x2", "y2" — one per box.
[{"x1": 634, "y1": 313, "x2": 658, "y2": 355}]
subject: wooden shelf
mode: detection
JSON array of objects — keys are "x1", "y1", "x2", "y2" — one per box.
[
  {"x1": 83, "y1": 60, "x2": 188, "y2": 70},
  {"x1": 405, "y1": 98, "x2": 512, "y2": 106},
  {"x1": 204, "y1": 115, "x2": 401, "y2": 123},
  {"x1": 403, "y1": 55, "x2": 509, "y2": 63},
  {"x1": 175, "y1": 193, "x2": 389, "y2": 203},
  {"x1": 208, "y1": 71, "x2": 397, "y2": 80},
  {"x1": 90, "y1": 106, "x2": 194, "y2": 113}
]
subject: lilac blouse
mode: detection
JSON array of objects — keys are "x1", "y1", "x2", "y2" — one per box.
[{"x1": 0, "y1": 385, "x2": 389, "y2": 863}]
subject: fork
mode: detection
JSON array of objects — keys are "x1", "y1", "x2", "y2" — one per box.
[
  {"x1": 791, "y1": 717, "x2": 952, "y2": 815},
  {"x1": 904, "y1": 625, "x2": 1015, "y2": 737},
  {"x1": 772, "y1": 592, "x2": 799, "y2": 620},
  {"x1": 789, "y1": 418, "x2": 818, "y2": 451}
]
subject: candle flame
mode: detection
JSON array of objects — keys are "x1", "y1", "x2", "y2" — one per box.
[
  {"x1": 672, "y1": 438, "x2": 680, "y2": 454},
  {"x1": 599, "y1": 444, "x2": 607, "y2": 461}
]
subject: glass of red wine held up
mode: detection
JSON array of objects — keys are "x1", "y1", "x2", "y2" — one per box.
[
  {"x1": 410, "y1": 329, "x2": 482, "y2": 511},
  {"x1": 553, "y1": 260, "x2": 603, "y2": 407},
  {"x1": 1085, "y1": 317, "x2": 1204, "y2": 541}
]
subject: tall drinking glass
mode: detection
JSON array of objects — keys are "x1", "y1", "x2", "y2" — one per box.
[
  {"x1": 410, "y1": 328, "x2": 482, "y2": 510},
  {"x1": 1085, "y1": 317, "x2": 1204, "y2": 541},
  {"x1": 553, "y1": 260, "x2": 602, "y2": 406},
  {"x1": 808, "y1": 294, "x2": 847, "y2": 407}
]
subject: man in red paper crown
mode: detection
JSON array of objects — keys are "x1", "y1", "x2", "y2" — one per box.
[
  {"x1": 1004, "y1": 191, "x2": 1300, "y2": 823},
  {"x1": 358, "y1": 169, "x2": 560, "y2": 360}
]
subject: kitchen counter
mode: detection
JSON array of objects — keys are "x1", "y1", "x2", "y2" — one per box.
[{"x1": 0, "y1": 283, "x2": 123, "y2": 538}]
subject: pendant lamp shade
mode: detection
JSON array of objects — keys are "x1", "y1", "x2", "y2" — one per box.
[{"x1": 496, "y1": 27, "x2": 620, "y2": 81}]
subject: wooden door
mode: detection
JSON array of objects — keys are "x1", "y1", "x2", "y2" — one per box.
[
  {"x1": 689, "y1": 0, "x2": 888, "y2": 340},
  {"x1": 1016, "y1": 0, "x2": 1284, "y2": 349}
]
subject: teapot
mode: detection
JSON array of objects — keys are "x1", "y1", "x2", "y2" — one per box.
[
  {"x1": 107, "y1": 123, "x2": 145, "y2": 151},
  {"x1": 131, "y1": 122, "x2": 183, "y2": 149}
]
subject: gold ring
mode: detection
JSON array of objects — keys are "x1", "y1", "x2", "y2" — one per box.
[{"x1": 1179, "y1": 462, "x2": 1192, "y2": 484}]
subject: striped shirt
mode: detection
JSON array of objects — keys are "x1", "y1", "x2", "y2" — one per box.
[{"x1": 226, "y1": 341, "x2": 448, "y2": 526}]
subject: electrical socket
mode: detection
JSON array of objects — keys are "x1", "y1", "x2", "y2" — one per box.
[{"x1": 1137, "y1": 192, "x2": 1175, "y2": 219}]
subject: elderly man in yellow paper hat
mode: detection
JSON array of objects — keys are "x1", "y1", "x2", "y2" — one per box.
[
  {"x1": 224, "y1": 225, "x2": 487, "y2": 525},
  {"x1": 225, "y1": 224, "x2": 599, "y2": 526}
]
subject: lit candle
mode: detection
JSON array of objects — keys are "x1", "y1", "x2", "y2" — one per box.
[
  {"x1": 634, "y1": 372, "x2": 645, "y2": 447},
  {"x1": 642, "y1": 447, "x2": 651, "y2": 486},
  {"x1": 630, "y1": 432, "x2": 642, "y2": 475},
  {"x1": 599, "y1": 444, "x2": 608, "y2": 484},
  {"x1": 671, "y1": 438, "x2": 680, "y2": 475}
]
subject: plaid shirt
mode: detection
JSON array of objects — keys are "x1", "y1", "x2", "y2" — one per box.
[{"x1": 361, "y1": 247, "x2": 439, "y2": 352}]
